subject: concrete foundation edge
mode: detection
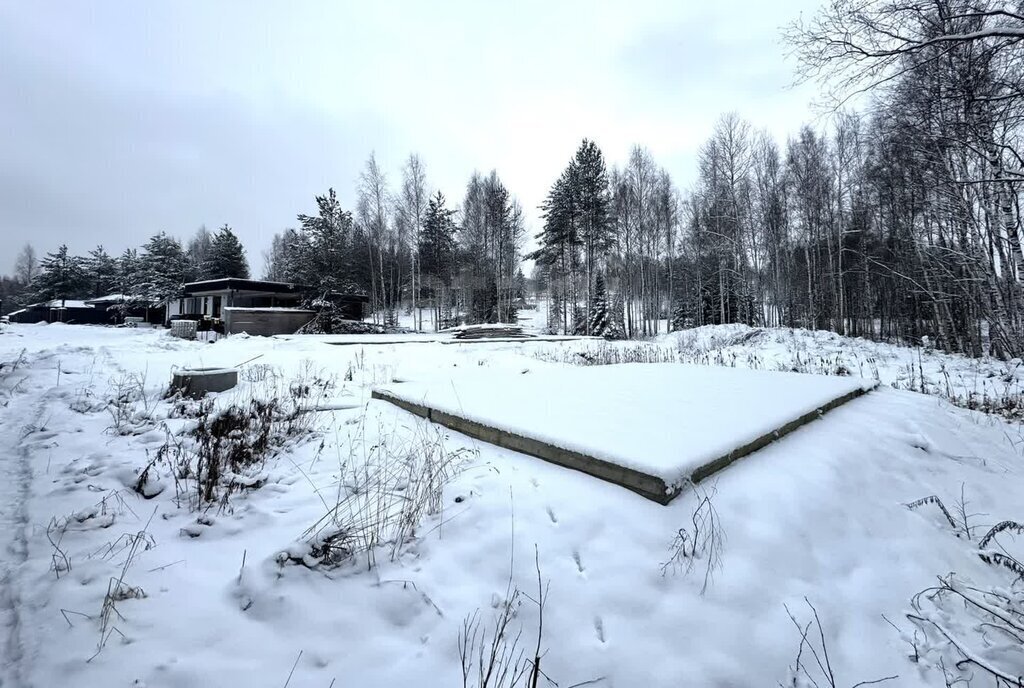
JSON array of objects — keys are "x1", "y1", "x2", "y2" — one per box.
[{"x1": 371, "y1": 382, "x2": 875, "y2": 505}]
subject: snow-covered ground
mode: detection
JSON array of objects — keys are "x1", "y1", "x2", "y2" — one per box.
[
  {"x1": 530, "y1": 324, "x2": 1024, "y2": 423},
  {"x1": 1, "y1": 322, "x2": 1023, "y2": 687}
]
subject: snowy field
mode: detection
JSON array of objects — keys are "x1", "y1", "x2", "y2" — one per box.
[
  {"x1": 529, "y1": 324, "x2": 1024, "y2": 423},
  {"x1": 2, "y1": 322, "x2": 1024, "y2": 687}
]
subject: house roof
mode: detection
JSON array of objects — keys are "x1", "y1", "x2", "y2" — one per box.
[
  {"x1": 84, "y1": 293, "x2": 130, "y2": 304},
  {"x1": 25, "y1": 299, "x2": 94, "y2": 310},
  {"x1": 182, "y1": 278, "x2": 307, "y2": 296}
]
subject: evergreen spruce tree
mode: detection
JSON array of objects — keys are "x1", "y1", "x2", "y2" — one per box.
[
  {"x1": 573, "y1": 139, "x2": 612, "y2": 329},
  {"x1": 419, "y1": 192, "x2": 457, "y2": 285},
  {"x1": 296, "y1": 189, "x2": 357, "y2": 295},
  {"x1": 203, "y1": 224, "x2": 250, "y2": 279},
  {"x1": 528, "y1": 139, "x2": 613, "y2": 335},
  {"x1": 117, "y1": 249, "x2": 139, "y2": 294},
  {"x1": 571, "y1": 304, "x2": 587, "y2": 335},
  {"x1": 84, "y1": 245, "x2": 118, "y2": 297},
  {"x1": 0, "y1": 275, "x2": 29, "y2": 317},
  {"x1": 111, "y1": 248, "x2": 141, "y2": 319},
  {"x1": 472, "y1": 274, "x2": 499, "y2": 324},
  {"x1": 419, "y1": 191, "x2": 458, "y2": 329},
  {"x1": 546, "y1": 287, "x2": 563, "y2": 335},
  {"x1": 135, "y1": 232, "x2": 187, "y2": 304},
  {"x1": 671, "y1": 302, "x2": 689, "y2": 332},
  {"x1": 32, "y1": 245, "x2": 87, "y2": 304},
  {"x1": 608, "y1": 290, "x2": 626, "y2": 340},
  {"x1": 588, "y1": 273, "x2": 612, "y2": 337}
]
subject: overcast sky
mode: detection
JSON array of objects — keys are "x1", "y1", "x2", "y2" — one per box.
[{"x1": 1, "y1": 0, "x2": 822, "y2": 275}]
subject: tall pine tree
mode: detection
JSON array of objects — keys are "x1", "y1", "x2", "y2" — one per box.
[
  {"x1": 419, "y1": 191, "x2": 458, "y2": 329},
  {"x1": 296, "y1": 189, "x2": 358, "y2": 295},
  {"x1": 529, "y1": 139, "x2": 613, "y2": 334},
  {"x1": 203, "y1": 224, "x2": 250, "y2": 279}
]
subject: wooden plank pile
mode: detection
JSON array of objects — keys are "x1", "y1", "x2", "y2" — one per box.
[{"x1": 451, "y1": 324, "x2": 535, "y2": 340}]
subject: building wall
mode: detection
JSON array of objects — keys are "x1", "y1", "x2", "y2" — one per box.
[
  {"x1": 167, "y1": 296, "x2": 214, "y2": 323},
  {"x1": 9, "y1": 306, "x2": 110, "y2": 325},
  {"x1": 222, "y1": 308, "x2": 316, "y2": 336}
]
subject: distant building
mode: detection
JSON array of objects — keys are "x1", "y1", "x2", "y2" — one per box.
[
  {"x1": 7, "y1": 295, "x2": 158, "y2": 325},
  {"x1": 166, "y1": 278, "x2": 306, "y2": 322},
  {"x1": 7, "y1": 299, "x2": 107, "y2": 324},
  {"x1": 166, "y1": 278, "x2": 367, "y2": 336},
  {"x1": 83, "y1": 294, "x2": 156, "y2": 324}
]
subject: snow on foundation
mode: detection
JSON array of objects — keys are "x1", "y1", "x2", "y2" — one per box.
[{"x1": 374, "y1": 363, "x2": 876, "y2": 498}]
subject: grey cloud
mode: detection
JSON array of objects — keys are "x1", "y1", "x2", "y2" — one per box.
[{"x1": 0, "y1": 20, "x2": 406, "y2": 267}]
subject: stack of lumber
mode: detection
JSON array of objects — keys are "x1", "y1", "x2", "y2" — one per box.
[{"x1": 451, "y1": 324, "x2": 534, "y2": 340}]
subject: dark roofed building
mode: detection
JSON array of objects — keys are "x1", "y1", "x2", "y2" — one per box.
[
  {"x1": 166, "y1": 278, "x2": 304, "y2": 323},
  {"x1": 8, "y1": 299, "x2": 108, "y2": 325},
  {"x1": 166, "y1": 278, "x2": 368, "y2": 336}
]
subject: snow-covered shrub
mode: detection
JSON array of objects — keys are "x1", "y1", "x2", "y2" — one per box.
[
  {"x1": 239, "y1": 363, "x2": 277, "y2": 384},
  {"x1": 105, "y1": 371, "x2": 157, "y2": 435},
  {"x1": 905, "y1": 573, "x2": 1024, "y2": 684},
  {"x1": 158, "y1": 366, "x2": 334, "y2": 511},
  {"x1": 283, "y1": 418, "x2": 474, "y2": 570},
  {"x1": 900, "y1": 490, "x2": 1024, "y2": 685}
]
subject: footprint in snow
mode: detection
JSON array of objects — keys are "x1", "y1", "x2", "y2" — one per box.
[
  {"x1": 593, "y1": 616, "x2": 605, "y2": 644},
  {"x1": 572, "y1": 549, "x2": 585, "y2": 574},
  {"x1": 545, "y1": 506, "x2": 558, "y2": 525}
]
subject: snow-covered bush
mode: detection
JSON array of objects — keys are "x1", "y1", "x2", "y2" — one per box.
[
  {"x1": 901, "y1": 490, "x2": 1024, "y2": 685},
  {"x1": 158, "y1": 365, "x2": 334, "y2": 510},
  {"x1": 105, "y1": 371, "x2": 158, "y2": 435}
]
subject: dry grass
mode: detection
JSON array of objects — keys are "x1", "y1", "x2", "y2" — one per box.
[{"x1": 285, "y1": 416, "x2": 475, "y2": 571}]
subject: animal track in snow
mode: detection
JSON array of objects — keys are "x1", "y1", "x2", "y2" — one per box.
[{"x1": 545, "y1": 506, "x2": 558, "y2": 524}]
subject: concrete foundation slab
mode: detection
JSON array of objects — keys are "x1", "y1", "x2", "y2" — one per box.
[{"x1": 372, "y1": 364, "x2": 876, "y2": 504}]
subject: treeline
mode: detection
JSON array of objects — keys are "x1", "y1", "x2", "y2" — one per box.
[
  {"x1": 263, "y1": 154, "x2": 526, "y2": 329},
  {"x1": 531, "y1": 0, "x2": 1024, "y2": 357},
  {"x1": 679, "y1": 0, "x2": 1024, "y2": 357},
  {"x1": 0, "y1": 225, "x2": 248, "y2": 313}
]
